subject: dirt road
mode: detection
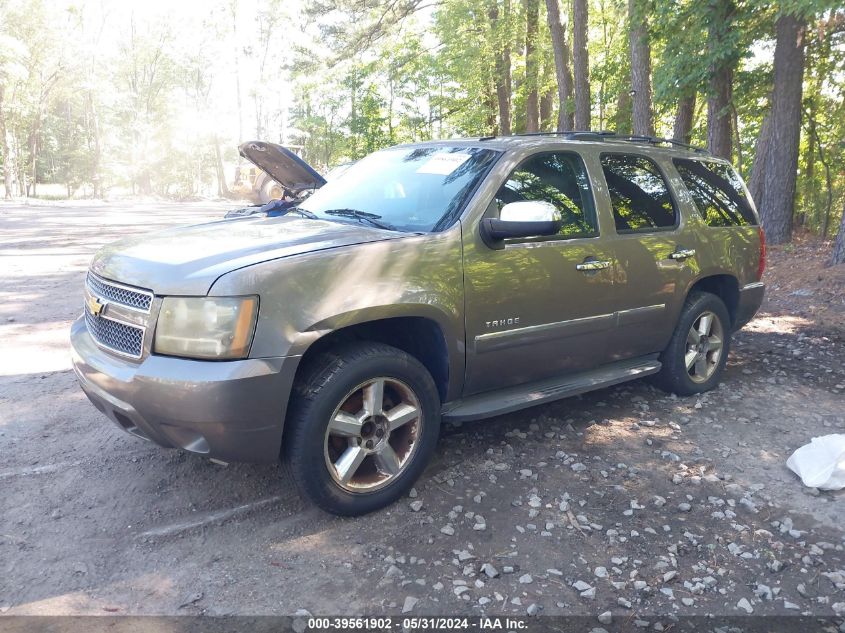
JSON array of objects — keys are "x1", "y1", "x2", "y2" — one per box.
[{"x1": 1, "y1": 202, "x2": 843, "y2": 623}]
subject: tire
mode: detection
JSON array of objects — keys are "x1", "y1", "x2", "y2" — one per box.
[
  {"x1": 653, "y1": 292, "x2": 732, "y2": 396},
  {"x1": 258, "y1": 177, "x2": 283, "y2": 204},
  {"x1": 282, "y1": 341, "x2": 440, "y2": 516}
]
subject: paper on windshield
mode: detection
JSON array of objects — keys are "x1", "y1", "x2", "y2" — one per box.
[{"x1": 416, "y1": 152, "x2": 473, "y2": 175}]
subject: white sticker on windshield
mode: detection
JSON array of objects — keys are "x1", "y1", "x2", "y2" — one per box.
[{"x1": 416, "y1": 152, "x2": 473, "y2": 175}]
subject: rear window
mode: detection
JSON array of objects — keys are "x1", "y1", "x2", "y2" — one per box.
[
  {"x1": 673, "y1": 159, "x2": 758, "y2": 227},
  {"x1": 600, "y1": 154, "x2": 677, "y2": 232}
]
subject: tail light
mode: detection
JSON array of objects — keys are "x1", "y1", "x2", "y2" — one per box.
[{"x1": 757, "y1": 226, "x2": 766, "y2": 280}]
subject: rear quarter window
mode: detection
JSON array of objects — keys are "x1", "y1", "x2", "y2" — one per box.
[{"x1": 673, "y1": 159, "x2": 758, "y2": 227}]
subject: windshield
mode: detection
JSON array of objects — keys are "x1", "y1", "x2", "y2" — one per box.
[{"x1": 298, "y1": 146, "x2": 501, "y2": 232}]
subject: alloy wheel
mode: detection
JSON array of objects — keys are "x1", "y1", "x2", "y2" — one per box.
[
  {"x1": 323, "y1": 377, "x2": 422, "y2": 492},
  {"x1": 685, "y1": 310, "x2": 724, "y2": 383}
]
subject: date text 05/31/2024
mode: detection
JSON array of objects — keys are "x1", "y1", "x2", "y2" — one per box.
[{"x1": 306, "y1": 617, "x2": 529, "y2": 630}]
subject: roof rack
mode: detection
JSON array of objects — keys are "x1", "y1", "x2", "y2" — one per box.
[
  {"x1": 490, "y1": 130, "x2": 708, "y2": 153},
  {"x1": 618, "y1": 134, "x2": 708, "y2": 153}
]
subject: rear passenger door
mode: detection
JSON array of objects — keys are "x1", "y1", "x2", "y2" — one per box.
[{"x1": 597, "y1": 153, "x2": 699, "y2": 362}]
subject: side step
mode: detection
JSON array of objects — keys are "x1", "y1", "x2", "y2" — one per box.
[{"x1": 441, "y1": 356, "x2": 661, "y2": 423}]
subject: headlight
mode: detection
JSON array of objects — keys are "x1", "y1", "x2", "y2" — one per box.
[{"x1": 154, "y1": 296, "x2": 258, "y2": 360}]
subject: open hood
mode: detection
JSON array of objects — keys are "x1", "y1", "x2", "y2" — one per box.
[{"x1": 238, "y1": 141, "x2": 326, "y2": 194}]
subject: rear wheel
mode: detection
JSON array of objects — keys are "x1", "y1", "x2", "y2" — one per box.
[
  {"x1": 283, "y1": 342, "x2": 440, "y2": 515},
  {"x1": 654, "y1": 292, "x2": 731, "y2": 396}
]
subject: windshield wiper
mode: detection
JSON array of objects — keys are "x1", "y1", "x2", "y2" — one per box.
[
  {"x1": 323, "y1": 208, "x2": 395, "y2": 230},
  {"x1": 287, "y1": 207, "x2": 318, "y2": 219}
]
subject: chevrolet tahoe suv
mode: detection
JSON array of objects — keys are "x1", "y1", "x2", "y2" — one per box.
[{"x1": 71, "y1": 133, "x2": 766, "y2": 515}]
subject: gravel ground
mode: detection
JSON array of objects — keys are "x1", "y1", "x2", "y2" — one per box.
[{"x1": 1, "y1": 202, "x2": 844, "y2": 623}]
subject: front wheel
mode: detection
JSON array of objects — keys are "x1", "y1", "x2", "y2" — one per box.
[
  {"x1": 653, "y1": 292, "x2": 732, "y2": 396},
  {"x1": 283, "y1": 342, "x2": 440, "y2": 516}
]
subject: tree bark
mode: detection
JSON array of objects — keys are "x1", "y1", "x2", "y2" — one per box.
[
  {"x1": 572, "y1": 0, "x2": 590, "y2": 130},
  {"x1": 545, "y1": 0, "x2": 574, "y2": 131},
  {"x1": 486, "y1": 84, "x2": 499, "y2": 135},
  {"x1": 758, "y1": 13, "x2": 807, "y2": 245},
  {"x1": 748, "y1": 113, "x2": 770, "y2": 207},
  {"x1": 0, "y1": 86, "x2": 13, "y2": 200},
  {"x1": 524, "y1": 0, "x2": 540, "y2": 132},
  {"x1": 628, "y1": 0, "x2": 653, "y2": 136},
  {"x1": 832, "y1": 201, "x2": 845, "y2": 265},
  {"x1": 707, "y1": 63, "x2": 733, "y2": 158},
  {"x1": 540, "y1": 88, "x2": 554, "y2": 130},
  {"x1": 615, "y1": 88, "x2": 632, "y2": 135},
  {"x1": 489, "y1": 0, "x2": 513, "y2": 135},
  {"x1": 672, "y1": 93, "x2": 696, "y2": 144},
  {"x1": 706, "y1": 0, "x2": 735, "y2": 159},
  {"x1": 732, "y1": 103, "x2": 743, "y2": 175}
]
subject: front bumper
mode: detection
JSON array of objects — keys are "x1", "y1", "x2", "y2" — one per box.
[
  {"x1": 735, "y1": 281, "x2": 765, "y2": 330},
  {"x1": 70, "y1": 316, "x2": 298, "y2": 463}
]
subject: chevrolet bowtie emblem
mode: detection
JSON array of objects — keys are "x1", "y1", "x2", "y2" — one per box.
[{"x1": 87, "y1": 296, "x2": 107, "y2": 317}]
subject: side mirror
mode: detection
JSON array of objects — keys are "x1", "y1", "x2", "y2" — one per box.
[{"x1": 480, "y1": 200, "x2": 562, "y2": 248}]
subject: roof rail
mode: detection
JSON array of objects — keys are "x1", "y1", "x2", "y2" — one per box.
[
  {"x1": 619, "y1": 134, "x2": 708, "y2": 153},
  {"x1": 497, "y1": 130, "x2": 708, "y2": 153}
]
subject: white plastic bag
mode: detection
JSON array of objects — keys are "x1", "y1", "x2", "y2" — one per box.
[{"x1": 786, "y1": 434, "x2": 845, "y2": 491}]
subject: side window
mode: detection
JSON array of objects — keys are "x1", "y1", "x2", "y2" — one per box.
[
  {"x1": 673, "y1": 159, "x2": 758, "y2": 227},
  {"x1": 494, "y1": 152, "x2": 597, "y2": 239},
  {"x1": 600, "y1": 154, "x2": 677, "y2": 232}
]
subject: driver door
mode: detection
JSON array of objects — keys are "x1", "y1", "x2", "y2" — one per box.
[{"x1": 462, "y1": 151, "x2": 618, "y2": 396}]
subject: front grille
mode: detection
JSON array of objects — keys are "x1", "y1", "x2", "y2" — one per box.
[
  {"x1": 85, "y1": 308, "x2": 144, "y2": 359},
  {"x1": 87, "y1": 273, "x2": 153, "y2": 312}
]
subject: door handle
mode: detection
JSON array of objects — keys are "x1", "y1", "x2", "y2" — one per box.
[
  {"x1": 669, "y1": 248, "x2": 696, "y2": 261},
  {"x1": 576, "y1": 260, "x2": 611, "y2": 271}
]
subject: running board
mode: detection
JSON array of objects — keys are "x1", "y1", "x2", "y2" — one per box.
[{"x1": 442, "y1": 356, "x2": 661, "y2": 423}]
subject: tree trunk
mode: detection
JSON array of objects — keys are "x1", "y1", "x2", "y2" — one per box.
[
  {"x1": 707, "y1": 63, "x2": 733, "y2": 158},
  {"x1": 815, "y1": 134, "x2": 833, "y2": 239},
  {"x1": 545, "y1": 0, "x2": 574, "y2": 131},
  {"x1": 615, "y1": 88, "x2": 632, "y2": 135},
  {"x1": 540, "y1": 88, "x2": 554, "y2": 129},
  {"x1": 14, "y1": 133, "x2": 26, "y2": 196},
  {"x1": 672, "y1": 93, "x2": 696, "y2": 144},
  {"x1": 748, "y1": 113, "x2": 770, "y2": 207},
  {"x1": 231, "y1": 1, "x2": 244, "y2": 143},
  {"x1": 758, "y1": 13, "x2": 807, "y2": 245},
  {"x1": 489, "y1": 0, "x2": 513, "y2": 135},
  {"x1": 732, "y1": 103, "x2": 743, "y2": 175},
  {"x1": 486, "y1": 85, "x2": 499, "y2": 135},
  {"x1": 87, "y1": 91, "x2": 102, "y2": 198},
  {"x1": 572, "y1": 0, "x2": 590, "y2": 130},
  {"x1": 802, "y1": 96, "x2": 816, "y2": 229},
  {"x1": 706, "y1": 0, "x2": 735, "y2": 159},
  {"x1": 26, "y1": 126, "x2": 40, "y2": 198},
  {"x1": 628, "y1": 0, "x2": 653, "y2": 136},
  {"x1": 832, "y1": 201, "x2": 845, "y2": 265},
  {"x1": 524, "y1": 0, "x2": 540, "y2": 132},
  {"x1": 0, "y1": 86, "x2": 13, "y2": 200},
  {"x1": 214, "y1": 136, "x2": 232, "y2": 198}
]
